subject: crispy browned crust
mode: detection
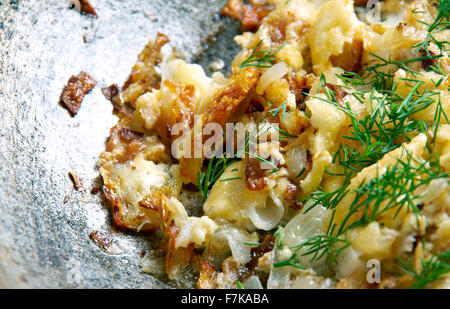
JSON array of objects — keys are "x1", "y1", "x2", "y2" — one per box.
[
  {"x1": 102, "y1": 184, "x2": 161, "y2": 232},
  {"x1": 197, "y1": 234, "x2": 274, "y2": 288},
  {"x1": 157, "y1": 80, "x2": 196, "y2": 145},
  {"x1": 243, "y1": 234, "x2": 274, "y2": 281},
  {"x1": 139, "y1": 192, "x2": 195, "y2": 278},
  {"x1": 242, "y1": 2, "x2": 272, "y2": 32},
  {"x1": 287, "y1": 74, "x2": 311, "y2": 111},
  {"x1": 122, "y1": 33, "x2": 169, "y2": 92},
  {"x1": 245, "y1": 157, "x2": 267, "y2": 191},
  {"x1": 329, "y1": 39, "x2": 363, "y2": 73},
  {"x1": 102, "y1": 185, "x2": 129, "y2": 230},
  {"x1": 138, "y1": 188, "x2": 173, "y2": 218},
  {"x1": 283, "y1": 182, "x2": 303, "y2": 210},
  {"x1": 101, "y1": 180, "x2": 129, "y2": 230},
  {"x1": 118, "y1": 127, "x2": 144, "y2": 142},
  {"x1": 180, "y1": 68, "x2": 260, "y2": 185},
  {"x1": 60, "y1": 71, "x2": 97, "y2": 116},
  {"x1": 420, "y1": 49, "x2": 437, "y2": 71},
  {"x1": 90, "y1": 186, "x2": 100, "y2": 194},
  {"x1": 101, "y1": 84, "x2": 120, "y2": 101},
  {"x1": 105, "y1": 122, "x2": 146, "y2": 163},
  {"x1": 166, "y1": 223, "x2": 195, "y2": 278},
  {"x1": 222, "y1": 0, "x2": 273, "y2": 32},
  {"x1": 325, "y1": 83, "x2": 348, "y2": 101},
  {"x1": 205, "y1": 68, "x2": 261, "y2": 126},
  {"x1": 101, "y1": 84, "x2": 136, "y2": 119}
]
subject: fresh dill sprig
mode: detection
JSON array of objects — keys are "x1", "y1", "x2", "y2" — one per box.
[
  {"x1": 273, "y1": 226, "x2": 285, "y2": 249},
  {"x1": 300, "y1": 185, "x2": 349, "y2": 214},
  {"x1": 235, "y1": 280, "x2": 245, "y2": 289},
  {"x1": 244, "y1": 242, "x2": 262, "y2": 247},
  {"x1": 197, "y1": 156, "x2": 236, "y2": 200},
  {"x1": 295, "y1": 167, "x2": 306, "y2": 178},
  {"x1": 311, "y1": 74, "x2": 446, "y2": 176},
  {"x1": 219, "y1": 177, "x2": 242, "y2": 182},
  {"x1": 293, "y1": 151, "x2": 448, "y2": 267},
  {"x1": 364, "y1": 1, "x2": 449, "y2": 83},
  {"x1": 273, "y1": 252, "x2": 305, "y2": 270},
  {"x1": 413, "y1": 0, "x2": 450, "y2": 56},
  {"x1": 294, "y1": 234, "x2": 351, "y2": 267},
  {"x1": 396, "y1": 250, "x2": 450, "y2": 289},
  {"x1": 365, "y1": 53, "x2": 443, "y2": 78},
  {"x1": 336, "y1": 151, "x2": 447, "y2": 234},
  {"x1": 239, "y1": 40, "x2": 285, "y2": 72},
  {"x1": 433, "y1": 95, "x2": 449, "y2": 138},
  {"x1": 268, "y1": 101, "x2": 289, "y2": 121}
]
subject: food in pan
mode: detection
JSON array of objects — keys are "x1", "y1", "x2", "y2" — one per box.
[{"x1": 98, "y1": 0, "x2": 450, "y2": 288}]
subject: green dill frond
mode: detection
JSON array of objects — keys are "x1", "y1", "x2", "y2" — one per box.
[
  {"x1": 239, "y1": 40, "x2": 285, "y2": 72},
  {"x1": 339, "y1": 150, "x2": 447, "y2": 235},
  {"x1": 235, "y1": 280, "x2": 245, "y2": 289},
  {"x1": 243, "y1": 242, "x2": 262, "y2": 247},
  {"x1": 197, "y1": 156, "x2": 236, "y2": 200},
  {"x1": 294, "y1": 234, "x2": 351, "y2": 267},
  {"x1": 397, "y1": 250, "x2": 450, "y2": 289},
  {"x1": 273, "y1": 252, "x2": 306, "y2": 270},
  {"x1": 299, "y1": 185, "x2": 350, "y2": 214},
  {"x1": 274, "y1": 226, "x2": 285, "y2": 249},
  {"x1": 268, "y1": 101, "x2": 289, "y2": 120},
  {"x1": 294, "y1": 150, "x2": 448, "y2": 267},
  {"x1": 295, "y1": 167, "x2": 306, "y2": 178}
]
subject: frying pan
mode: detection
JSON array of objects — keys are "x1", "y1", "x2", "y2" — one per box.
[{"x1": 0, "y1": 0, "x2": 240, "y2": 288}]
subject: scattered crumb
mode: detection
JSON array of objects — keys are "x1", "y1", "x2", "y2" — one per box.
[
  {"x1": 90, "y1": 186, "x2": 100, "y2": 195},
  {"x1": 60, "y1": 71, "x2": 97, "y2": 116},
  {"x1": 89, "y1": 230, "x2": 114, "y2": 252},
  {"x1": 101, "y1": 84, "x2": 120, "y2": 101},
  {"x1": 69, "y1": 171, "x2": 85, "y2": 191}
]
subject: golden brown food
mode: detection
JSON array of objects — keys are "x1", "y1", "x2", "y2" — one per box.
[{"x1": 99, "y1": 0, "x2": 450, "y2": 289}]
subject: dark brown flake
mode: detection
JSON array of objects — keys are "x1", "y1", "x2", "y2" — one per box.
[
  {"x1": 330, "y1": 39, "x2": 363, "y2": 73},
  {"x1": 245, "y1": 157, "x2": 267, "y2": 191},
  {"x1": 101, "y1": 84, "x2": 120, "y2": 101},
  {"x1": 284, "y1": 183, "x2": 303, "y2": 210},
  {"x1": 90, "y1": 186, "x2": 100, "y2": 195},
  {"x1": 60, "y1": 71, "x2": 97, "y2": 116}
]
